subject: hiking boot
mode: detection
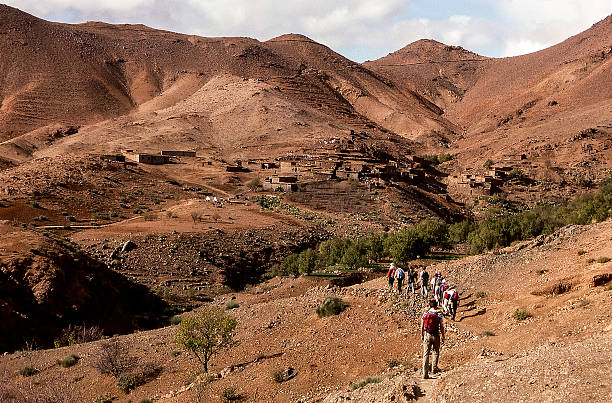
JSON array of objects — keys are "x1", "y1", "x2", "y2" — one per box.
[
  {"x1": 423, "y1": 374, "x2": 430, "y2": 379},
  {"x1": 432, "y1": 367, "x2": 440, "y2": 374}
]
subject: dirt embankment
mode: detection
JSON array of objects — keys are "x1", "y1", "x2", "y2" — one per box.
[{"x1": 0, "y1": 221, "x2": 168, "y2": 352}]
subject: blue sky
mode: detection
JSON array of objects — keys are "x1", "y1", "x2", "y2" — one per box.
[{"x1": 4, "y1": 0, "x2": 612, "y2": 61}]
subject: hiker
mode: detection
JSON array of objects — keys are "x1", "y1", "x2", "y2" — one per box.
[
  {"x1": 447, "y1": 287, "x2": 459, "y2": 320},
  {"x1": 419, "y1": 267, "x2": 429, "y2": 296},
  {"x1": 442, "y1": 288, "x2": 451, "y2": 315},
  {"x1": 406, "y1": 268, "x2": 417, "y2": 295},
  {"x1": 386, "y1": 263, "x2": 396, "y2": 290},
  {"x1": 394, "y1": 265, "x2": 405, "y2": 293},
  {"x1": 430, "y1": 272, "x2": 439, "y2": 300},
  {"x1": 421, "y1": 300, "x2": 445, "y2": 379}
]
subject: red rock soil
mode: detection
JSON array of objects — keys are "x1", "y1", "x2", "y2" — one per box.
[{"x1": 1, "y1": 220, "x2": 610, "y2": 402}]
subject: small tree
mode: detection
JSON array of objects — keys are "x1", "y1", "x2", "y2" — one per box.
[
  {"x1": 174, "y1": 309, "x2": 238, "y2": 373},
  {"x1": 93, "y1": 340, "x2": 137, "y2": 379}
]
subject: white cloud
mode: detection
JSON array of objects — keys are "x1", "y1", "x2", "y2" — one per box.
[
  {"x1": 3, "y1": 0, "x2": 611, "y2": 61},
  {"x1": 497, "y1": 0, "x2": 612, "y2": 56}
]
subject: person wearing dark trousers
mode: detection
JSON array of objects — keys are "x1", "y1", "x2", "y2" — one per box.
[{"x1": 421, "y1": 299, "x2": 445, "y2": 379}]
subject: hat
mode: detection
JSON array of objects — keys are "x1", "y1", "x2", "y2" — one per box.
[{"x1": 442, "y1": 279, "x2": 446, "y2": 284}]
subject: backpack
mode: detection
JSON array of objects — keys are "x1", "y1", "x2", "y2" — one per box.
[
  {"x1": 395, "y1": 269, "x2": 405, "y2": 280},
  {"x1": 451, "y1": 290, "x2": 459, "y2": 301},
  {"x1": 421, "y1": 271, "x2": 429, "y2": 283},
  {"x1": 422, "y1": 312, "x2": 440, "y2": 333}
]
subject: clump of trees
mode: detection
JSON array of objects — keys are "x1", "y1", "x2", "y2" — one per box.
[
  {"x1": 272, "y1": 218, "x2": 450, "y2": 276},
  {"x1": 271, "y1": 177, "x2": 612, "y2": 273}
]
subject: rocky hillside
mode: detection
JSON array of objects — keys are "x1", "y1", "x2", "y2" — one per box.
[
  {"x1": 0, "y1": 221, "x2": 168, "y2": 352},
  {"x1": 1, "y1": 220, "x2": 610, "y2": 401}
]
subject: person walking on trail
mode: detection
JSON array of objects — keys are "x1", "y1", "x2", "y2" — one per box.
[
  {"x1": 386, "y1": 263, "x2": 396, "y2": 291},
  {"x1": 394, "y1": 265, "x2": 405, "y2": 293},
  {"x1": 447, "y1": 287, "x2": 459, "y2": 320},
  {"x1": 406, "y1": 269, "x2": 417, "y2": 295},
  {"x1": 419, "y1": 267, "x2": 429, "y2": 296},
  {"x1": 421, "y1": 300, "x2": 445, "y2": 379},
  {"x1": 430, "y1": 272, "x2": 439, "y2": 299}
]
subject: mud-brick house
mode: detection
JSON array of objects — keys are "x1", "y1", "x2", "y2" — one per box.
[
  {"x1": 137, "y1": 154, "x2": 171, "y2": 164},
  {"x1": 280, "y1": 160, "x2": 300, "y2": 174},
  {"x1": 263, "y1": 175, "x2": 298, "y2": 191}
]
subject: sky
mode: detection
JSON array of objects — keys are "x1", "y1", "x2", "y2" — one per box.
[{"x1": 4, "y1": 0, "x2": 612, "y2": 61}]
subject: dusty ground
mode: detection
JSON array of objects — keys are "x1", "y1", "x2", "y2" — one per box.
[{"x1": 1, "y1": 220, "x2": 610, "y2": 402}]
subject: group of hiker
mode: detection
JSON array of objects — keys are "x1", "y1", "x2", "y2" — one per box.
[
  {"x1": 385, "y1": 262, "x2": 461, "y2": 379},
  {"x1": 386, "y1": 263, "x2": 459, "y2": 321}
]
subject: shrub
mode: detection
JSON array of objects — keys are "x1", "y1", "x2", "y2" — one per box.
[
  {"x1": 171, "y1": 350, "x2": 181, "y2": 357},
  {"x1": 170, "y1": 315, "x2": 182, "y2": 325},
  {"x1": 93, "y1": 340, "x2": 138, "y2": 378},
  {"x1": 222, "y1": 386, "x2": 243, "y2": 402},
  {"x1": 174, "y1": 308, "x2": 238, "y2": 373},
  {"x1": 577, "y1": 249, "x2": 586, "y2": 256},
  {"x1": 19, "y1": 366, "x2": 38, "y2": 377},
  {"x1": 484, "y1": 159, "x2": 494, "y2": 168},
  {"x1": 387, "y1": 359, "x2": 400, "y2": 368},
  {"x1": 579, "y1": 299, "x2": 590, "y2": 307},
  {"x1": 512, "y1": 309, "x2": 532, "y2": 321},
  {"x1": 143, "y1": 212, "x2": 158, "y2": 221},
  {"x1": 190, "y1": 211, "x2": 202, "y2": 223},
  {"x1": 54, "y1": 325, "x2": 103, "y2": 347},
  {"x1": 597, "y1": 257, "x2": 610, "y2": 263},
  {"x1": 316, "y1": 296, "x2": 348, "y2": 318},
  {"x1": 60, "y1": 354, "x2": 80, "y2": 368},
  {"x1": 481, "y1": 330, "x2": 496, "y2": 337},
  {"x1": 94, "y1": 393, "x2": 115, "y2": 403},
  {"x1": 225, "y1": 301, "x2": 240, "y2": 310},
  {"x1": 117, "y1": 373, "x2": 143, "y2": 394},
  {"x1": 605, "y1": 284, "x2": 612, "y2": 291},
  {"x1": 272, "y1": 369, "x2": 285, "y2": 383},
  {"x1": 350, "y1": 376, "x2": 381, "y2": 391},
  {"x1": 474, "y1": 291, "x2": 487, "y2": 298},
  {"x1": 140, "y1": 399, "x2": 153, "y2": 403},
  {"x1": 587, "y1": 258, "x2": 596, "y2": 263}
]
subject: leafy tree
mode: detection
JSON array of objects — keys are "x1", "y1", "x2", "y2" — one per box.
[
  {"x1": 174, "y1": 309, "x2": 238, "y2": 373},
  {"x1": 389, "y1": 228, "x2": 428, "y2": 266},
  {"x1": 341, "y1": 239, "x2": 368, "y2": 269},
  {"x1": 297, "y1": 248, "x2": 317, "y2": 274},
  {"x1": 415, "y1": 219, "x2": 449, "y2": 248}
]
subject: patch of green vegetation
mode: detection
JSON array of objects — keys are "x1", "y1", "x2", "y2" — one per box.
[
  {"x1": 474, "y1": 291, "x2": 487, "y2": 298},
  {"x1": 597, "y1": 256, "x2": 610, "y2": 263},
  {"x1": 221, "y1": 386, "x2": 243, "y2": 402},
  {"x1": 316, "y1": 296, "x2": 348, "y2": 318},
  {"x1": 512, "y1": 309, "x2": 532, "y2": 321},
  {"x1": 225, "y1": 301, "x2": 240, "y2": 310},
  {"x1": 19, "y1": 366, "x2": 38, "y2": 377},
  {"x1": 481, "y1": 330, "x2": 496, "y2": 337},
  {"x1": 350, "y1": 376, "x2": 381, "y2": 391},
  {"x1": 577, "y1": 249, "x2": 586, "y2": 256},
  {"x1": 117, "y1": 373, "x2": 143, "y2": 394},
  {"x1": 60, "y1": 354, "x2": 80, "y2": 368}
]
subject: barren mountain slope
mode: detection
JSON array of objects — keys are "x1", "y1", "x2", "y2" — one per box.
[
  {"x1": 364, "y1": 39, "x2": 489, "y2": 111},
  {"x1": 0, "y1": 5, "x2": 455, "y2": 161},
  {"x1": 367, "y1": 16, "x2": 612, "y2": 181}
]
